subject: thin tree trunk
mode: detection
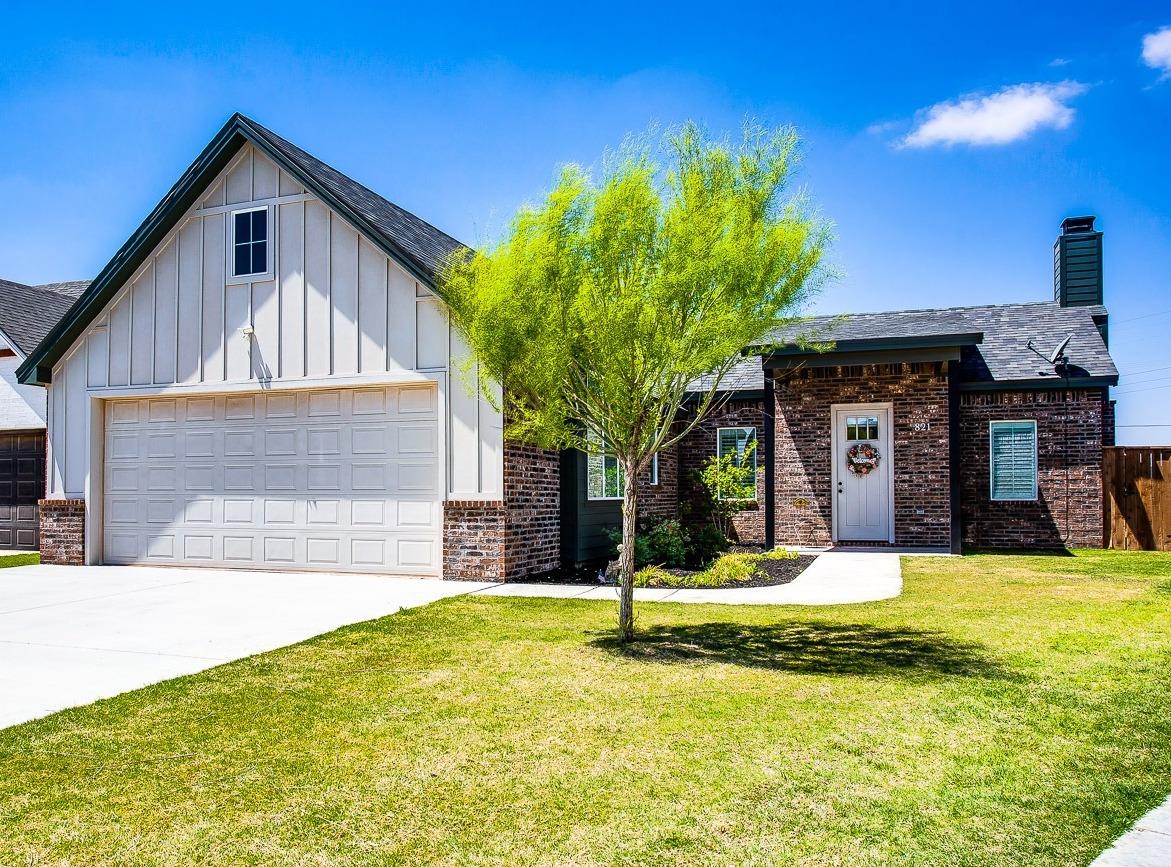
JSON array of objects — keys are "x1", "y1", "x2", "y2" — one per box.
[{"x1": 617, "y1": 456, "x2": 638, "y2": 643}]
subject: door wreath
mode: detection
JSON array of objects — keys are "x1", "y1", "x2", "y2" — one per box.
[{"x1": 846, "y1": 443, "x2": 881, "y2": 476}]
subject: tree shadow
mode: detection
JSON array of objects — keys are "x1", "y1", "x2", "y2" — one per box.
[{"x1": 592, "y1": 621, "x2": 1008, "y2": 680}]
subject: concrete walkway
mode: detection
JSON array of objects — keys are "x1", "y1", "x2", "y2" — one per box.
[
  {"x1": 0, "y1": 565, "x2": 491, "y2": 729},
  {"x1": 475, "y1": 549, "x2": 903, "y2": 606},
  {"x1": 1091, "y1": 795, "x2": 1171, "y2": 867}
]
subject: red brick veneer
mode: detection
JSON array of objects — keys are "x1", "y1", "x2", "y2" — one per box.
[
  {"x1": 38, "y1": 499, "x2": 85, "y2": 565},
  {"x1": 677, "y1": 400, "x2": 767, "y2": 543},
  {"x1": 503, "y1": 440, "x2": 561, "y2": 578},
  {"x1": 772, "y1": 362, "x2": 952, "y2": 548},
  {"x1": 958, "y1": 389, "x2": 1104, "y2": 548}
]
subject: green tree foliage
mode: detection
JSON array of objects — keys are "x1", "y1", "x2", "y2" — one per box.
[{"x1": 440, "y1": 122, "x2": 829, "y2": 641}]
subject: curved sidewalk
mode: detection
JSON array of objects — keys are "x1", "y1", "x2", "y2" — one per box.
[{"x1": 475, "y1": 549, "x2": 904, "y2": 606}]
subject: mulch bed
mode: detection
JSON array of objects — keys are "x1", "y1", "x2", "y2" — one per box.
[
  {"x1": 642, "y1": 554, "x2": 816, "y2": 589},
  {"x1": 522, "y1": 552, "x2": 817, "y2": 589}
]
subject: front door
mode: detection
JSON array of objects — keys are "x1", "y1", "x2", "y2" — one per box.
[{"x1": 832, "y1": 405, "x2": 892, "y2": 543}]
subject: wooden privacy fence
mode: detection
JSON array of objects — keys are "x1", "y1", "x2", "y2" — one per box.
[{"x1": 1103, "y1": 446, "x2": 1171, "y2": 551}]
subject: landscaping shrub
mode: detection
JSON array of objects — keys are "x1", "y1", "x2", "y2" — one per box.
[
  {"x1": 609, "y1": 518, "x2": 689, "y2": 568},
  {"x1": 688, "y1": 524, "x2": 730, "y2": 567}
]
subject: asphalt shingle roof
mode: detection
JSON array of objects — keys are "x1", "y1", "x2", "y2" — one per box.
[
  {"x1": 0, "y1": 278, "x2": 88, "y2": 355},
  {"x1": 242, "y1": 117, "x2": 467, "y2": 279},
  {"x1": 689, "y1": 300, "x2": 1118, "y2": 393}
]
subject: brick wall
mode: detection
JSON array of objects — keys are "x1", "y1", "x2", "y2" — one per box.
[
  {"x1": 1102, "y1": 393, "x2": 1116, "y2": 447},
  {"x1": 503, "y1": 440, "x2": 561, "y2": 578},
  {"x1": 677, "y1": 400, "x2": 766, "y2": 543},
  {"x1": 772, "y1": 363, "x2": 952, "y2": 547},
  {"x1": 637, "y1": 443, "x2": 679, "y2": 522},
  {"x1": 959, "y1": 389, "x2": 1104, "y2": 549},
  {"x1": 443, "y1": 500, "x2": 506, "y2": 580},
  {"x1": 38, "y1": 499, "x2": 85, "y2": 564}
]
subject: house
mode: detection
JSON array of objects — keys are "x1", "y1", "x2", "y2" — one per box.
[
  {"x1": 562, "y1": 216, "x2": 1118, "y2": 559},
  {"x1": 18, "y1": 114, "x2": 1118, "y2": 580},
  {"x1": 0, "y1": 278, "x2": 87, "y2": 550}
]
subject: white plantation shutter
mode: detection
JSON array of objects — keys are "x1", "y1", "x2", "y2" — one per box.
[{"x1": 989, "y1": 421, "x2": 1037, "y2": 501}]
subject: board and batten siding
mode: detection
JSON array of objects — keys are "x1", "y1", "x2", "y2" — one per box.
[{"x1": 46, "y1": 144, "x2": 502, "y2": 503}]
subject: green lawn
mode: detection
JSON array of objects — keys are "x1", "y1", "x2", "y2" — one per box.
[
  {"x1": 1, "y1": 550, "x2": 1169, "y2": 866},
  {"x1": 0, "y1": 552, "x2": 39, "y2": 568}
]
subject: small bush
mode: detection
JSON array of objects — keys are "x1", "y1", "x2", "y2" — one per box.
[
  {"x1": 689, "y1": 524, "x2": 730, "y2": 567},
  {"x1": 633, "y1": 565, "x2": 676, "y2": 587},
  {"x1": 609, "y1": 518, "x2": 690, "y2": 568},
  {"x1": 763, "y1": 547, "x2": 799, "y2": 561}
]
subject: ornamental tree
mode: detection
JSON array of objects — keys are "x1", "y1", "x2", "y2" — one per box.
[{"x1": 440, "y1": 122, "x2": 829, "y2": 642}]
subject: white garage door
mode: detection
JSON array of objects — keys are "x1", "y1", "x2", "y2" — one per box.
[{"x1": 102, "y1": 385, "x2": 440, "y2": 575}]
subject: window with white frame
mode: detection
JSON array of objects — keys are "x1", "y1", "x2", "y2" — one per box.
[
  {"x1": 717, "y1": 426, "x2": 757, "y2": 500},
  {"x1": 587, "y1": 434, "x2": 623, "y2": 500},
  {"x1": 231, "y1": 207, "x2": 269, "y2": 277},
  {"x1": 989, "y1": 420, "x2": 1037, "y2": 501},
  {"x1": 649, "y1": 453, "x2": 659, "y2": 486}
]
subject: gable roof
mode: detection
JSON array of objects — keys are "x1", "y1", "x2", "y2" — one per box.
[
  {"x1": 0, "y1": 278, "x2": 89, "y2": 356},
  {"x1": 759, "y1": 301, "x2": 1117, "y2": 389},
  {"x1": 17, "y1": 113, "x2": 467, "y2": 385}
]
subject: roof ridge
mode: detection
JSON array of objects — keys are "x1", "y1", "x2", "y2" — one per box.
[{"x1": 798, "y1": 300, "x2": 1060, "y2": 320}]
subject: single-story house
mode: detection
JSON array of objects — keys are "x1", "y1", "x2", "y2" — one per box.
[
  {"x1": 18, "y1": 115, "x2": 1118, "y2": 579},
  {"x1": 0, "y1": 278, "x2": 87, "y2": 550}
]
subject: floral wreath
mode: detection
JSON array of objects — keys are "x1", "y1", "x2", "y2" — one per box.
[{"x1": 846, "y1": 443, "x2": 881, "y2": 476}]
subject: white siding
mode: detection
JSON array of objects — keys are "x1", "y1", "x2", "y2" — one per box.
[
  {"x1": 0, "y1": 334, "x2": 46, "y2": 430},
  {"x1": 44, "y1": 144, "x2": 502, "y2": 508}
]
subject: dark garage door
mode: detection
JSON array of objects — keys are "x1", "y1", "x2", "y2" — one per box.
[{"x1": 0, "y1": 431, "x2": 45, "y2": 551}]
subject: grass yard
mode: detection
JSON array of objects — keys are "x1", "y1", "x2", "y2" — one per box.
[
  {"x1": 1, "y1": 550, "x2": 1169, "y2": 866},
  {"x1": 0, "y1": 552, "x2": 39, "y2": 568}
]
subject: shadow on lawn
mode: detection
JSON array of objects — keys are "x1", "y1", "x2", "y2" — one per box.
[{"x1": 593, "y1": 621, "x2": 1007, "y2": 679}]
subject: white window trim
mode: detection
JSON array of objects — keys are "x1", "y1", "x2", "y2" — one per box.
[
  {"x1": 586, "y1": 435, "x2": 624, "y2": 501},
  {"x1": 649, "y1": 453, "x2": 659, "y2": 486},
  {"x1": 227, "y1": 205, "x2": 274, "y2": 283},
  {"x1": 716, "y1": 426, "x2": 758, "y2": 501},
  {"x1": 989, "y1": 419, "x2": 1038, "y2": 502}
]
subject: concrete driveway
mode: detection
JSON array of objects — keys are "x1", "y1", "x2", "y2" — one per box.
[{"x1": 0, "y1": 564, "x2": 488, "y2": 729}]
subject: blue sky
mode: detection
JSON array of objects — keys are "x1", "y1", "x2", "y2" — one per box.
[{"x1": 1, "y1": 2, "x2": 1169, "y2": 442}]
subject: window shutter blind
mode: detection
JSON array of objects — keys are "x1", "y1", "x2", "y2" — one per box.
[{"x1": 990, "y1": 421, "x2": 1037, "y2": 501}]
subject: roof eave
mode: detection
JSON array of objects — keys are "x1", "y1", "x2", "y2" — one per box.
[{"x1": 957, "y1": 375, "x2": 1119, "y2": 392}]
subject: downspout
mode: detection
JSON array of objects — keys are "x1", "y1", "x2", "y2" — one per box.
[
  {"x1": 764, "y1": 369, "x2": 776, "y2": 549},
  {"x1": 947, "y1": 361, "x2": 962, "y2": 554}
]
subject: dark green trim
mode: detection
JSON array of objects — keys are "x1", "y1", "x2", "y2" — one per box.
[
  {"x1": 17, "y1": 113, "x2": 442, "y2": 386},
  {"x1": 755, "y1": 332, "x2": 983, "y2": 362},
  {"x1": 957, "y1": 376, "x2": 1118, "y2": 392},
  {"x1": 764, "y1": 346, "x2": 962, "y2": 370}
]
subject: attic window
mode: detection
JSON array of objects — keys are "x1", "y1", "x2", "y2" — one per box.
[{"x1": 232, "y1": 207, "x2": 268, "y2": 277}]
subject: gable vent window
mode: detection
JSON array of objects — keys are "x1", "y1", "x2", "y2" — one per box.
[
  {"x1": 989, "y1": 420, "x2": 1037, "y2": 501},
  {"x1": 232, "y1": 207, "x2": 268, "y2": 277}
]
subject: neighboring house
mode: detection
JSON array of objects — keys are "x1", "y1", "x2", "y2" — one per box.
[
  {"x1": 0, "y1": 278, "x2": 87, "y2": 550},
  {"x1": 17, "y1": 114, "x2": 1118, "y2": 580}
]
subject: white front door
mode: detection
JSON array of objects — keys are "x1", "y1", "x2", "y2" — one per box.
[{"x1": 832, "y1": 404, "x2": 893, "y2": 543}]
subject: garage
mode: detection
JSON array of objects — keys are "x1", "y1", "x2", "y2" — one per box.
[
  {"x1": 0, "y1": 431, "x2": 44, "y2": 551},
  {"x1": 102, "y1": 384, "x2": 440, "y2": 575}
]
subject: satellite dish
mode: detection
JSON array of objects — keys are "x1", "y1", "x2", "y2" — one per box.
[{"x1": 1049, "y1": 334, "x2": 1072, "y2": 366}]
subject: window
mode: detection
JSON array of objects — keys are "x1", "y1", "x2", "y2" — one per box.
[
  {"x1": 989, "y1": 420, "x2": 1037, "y2": 501},
  {"x1": 845, "y1": 415, "x2": 879, "y2": 440},
  {"x1": 232, "y1": 207, "x2": 268, "y2": 277},
  {"x1": 716, "y1": 426, "x2": 757, "y2": 500},
  {"x1": 587, "y1": 449, "x2": 623, "y2": 500},
  {"x1": 649, "y1": 453, "x2": 659, "y2": 486}
]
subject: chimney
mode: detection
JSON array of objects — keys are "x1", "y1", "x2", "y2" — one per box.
[{"x1": 1054, "y1": 215, "x2": 1103, "y2": 307}]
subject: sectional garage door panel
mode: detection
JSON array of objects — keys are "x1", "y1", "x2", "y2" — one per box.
[
  {"x1": 102, "y1": 386, "x2": 440, "y2": 574},
  {"x1": 0, "y1": 431, "x2": 44, "y2": 551}
]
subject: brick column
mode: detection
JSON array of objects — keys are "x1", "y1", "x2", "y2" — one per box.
[
  {"x1": 39, "y1": 499, "x2": 85, "y2": 564},
  {"x1": 443, "y1": 500, "x2": 507, "y2": 580}
]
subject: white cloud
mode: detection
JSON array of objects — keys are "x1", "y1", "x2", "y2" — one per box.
[
  {"x1": 1142, "y1": 27, "x2": 1171, "y2": 76},
  {"x1": 1049, "y1": 58, "x2": 1071, "y2": 67},
  {"x1": 901, "y1": 81, "x2": 1088, "y2": 148}
]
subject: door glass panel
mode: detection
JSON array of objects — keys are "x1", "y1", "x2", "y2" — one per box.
[{"x1": 845, "y1": 416, "x2": 879, "y2": 441}]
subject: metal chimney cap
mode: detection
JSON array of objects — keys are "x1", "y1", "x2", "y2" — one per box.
[{"x1": 1061, "y1": 215, "x2": 1097, "y2": 234}]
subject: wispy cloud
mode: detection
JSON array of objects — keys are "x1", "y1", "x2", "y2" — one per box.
[
  {"x1": 1048, "y1": 58, "x2": 1071, "y2": 67},
  {"x1": 1142, "y1": 26, "x2": 1171, "y2": 78},
  {"x1": 901, "y1": 81, "x2": 1088, "y2": 148}
]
